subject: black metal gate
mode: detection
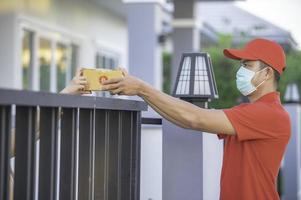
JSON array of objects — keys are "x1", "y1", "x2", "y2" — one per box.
[{"x1": 0, "y1": 89, "x2": 147, "y2": 200}]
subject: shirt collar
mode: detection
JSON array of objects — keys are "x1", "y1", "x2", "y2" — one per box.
[{"x1": 255, "y1": 91, "x2": 281, "y2": 103}]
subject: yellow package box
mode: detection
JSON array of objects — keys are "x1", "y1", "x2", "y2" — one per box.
[{"x1": 82, "y1": 68, "x2": 124, "y2": 92}]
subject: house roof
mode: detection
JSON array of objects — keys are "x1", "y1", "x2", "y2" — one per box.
[
  {"x1": 198, "y1": 2, "x2": 298, "y2": 50},
  {"x1": 92, "y1": 0, "x2": 297, "y2": 51}
]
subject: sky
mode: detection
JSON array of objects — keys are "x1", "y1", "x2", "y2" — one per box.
[{"x1": 235, "y1": 0, "x2": 301, "y2": 49}]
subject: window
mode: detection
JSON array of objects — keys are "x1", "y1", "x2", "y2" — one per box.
[
  {"x1": 22, "y1": 30, "x2": 34, "y2": 90},
  {"x1": 70, "y1": 44, "x2": 79, "y2": 78},
  {"x1": 176, "y1": 56, "x2": 191, "y2": 95},
  {"x1": 20, "y1": 24, "x2": 79, "y2": 92},
  {"x1": 96, "y1": 51, "x2": 119, "y2": 70},
  {"x1": 194, "y1": 56, "x2": 210, "y2": 95},
  {"x1": 56, "y1": 43, "x2": 68, "y2": 92},
  {"x1": 39, "y1": 38, "x2": 52, "y2": 92}
]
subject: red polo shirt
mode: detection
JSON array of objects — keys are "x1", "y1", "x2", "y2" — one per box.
[{"x1": 218, "y1": 91, "x2": 291, "y2": 200}]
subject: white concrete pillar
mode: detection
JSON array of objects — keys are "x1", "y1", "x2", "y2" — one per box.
[
  {"x1": 0, "y1": 12, "x2": 22, "y2": 89},
  {"x1": 283, "y1": 103, "x2": 301, "y2": 200},
  {"x1": 125, "y1": 1, "x2": 165, "y2": 200}
]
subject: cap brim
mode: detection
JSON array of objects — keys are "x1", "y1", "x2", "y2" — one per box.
[{"x1": 223, "y1": 49, "x2": 258, "y2": 61}]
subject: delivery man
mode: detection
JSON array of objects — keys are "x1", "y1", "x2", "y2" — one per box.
[{"x1": 61, "y1": 38, "x2": 291, "y2": 200}]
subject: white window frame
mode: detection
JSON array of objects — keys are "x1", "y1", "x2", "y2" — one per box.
[
  {"x1": 95, "y1": 48, "x2": 120, "y2": 70},
  {"x1": 19, "y1": 19, "x2": 81, "y2": 92}
]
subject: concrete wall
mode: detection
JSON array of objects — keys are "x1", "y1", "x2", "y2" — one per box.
[
  {"x1": 162, "y1": 119, "x2": 224, "y2": 200},
  {"x1": 202, "y1": 133, "x2": 223, "y2": 200},
  {"x1": 140, "y1": 125, "x2": 162, "y2": 200},
  {"x1": 283, "y1": 104, "x2": 301, "y2": 200},
  {"x1": 126, "y1": 2, "x2": 163, "y2": 91},
  {"x1": 162, "y1": 119, "x2": 203, "y2": 200},
  {"x1": 0, "y1": 12, "x2": 20, "y2": 89}
]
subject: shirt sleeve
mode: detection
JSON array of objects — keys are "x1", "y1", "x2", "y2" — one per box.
[{"x1": 222, "y1": 103, "x2": 278, "y2": 141}]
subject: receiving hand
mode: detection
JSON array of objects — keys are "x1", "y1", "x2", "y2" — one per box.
[{"x1": 60, "y1": 68, "x2": 88, "y2": 95}]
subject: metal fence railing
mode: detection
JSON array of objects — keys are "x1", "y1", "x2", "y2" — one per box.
[{"x1": 0, "y1": 88, "x2": 147, "y2": 200}]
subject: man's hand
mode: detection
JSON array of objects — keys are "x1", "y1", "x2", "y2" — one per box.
[
  {"x1": 60, "y1": 68, "x2": 88, "y2": 95},
  {"x1": 101, "y1": 67, "x2": 145, "y2": 96}
]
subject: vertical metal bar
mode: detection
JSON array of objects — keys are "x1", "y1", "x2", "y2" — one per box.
[
  {"x1": 38, "y1": 107, "x2": 58, "y2": 200},
  {"x1": 107, "y1": 110, "x2": 120, "y2": 200},
  {"x1": 14, "y1": 106, "x2": 36, "y2": 200},
  {"x1": 59, "y1": 108, "x2": 77, "y2": 200},
  {"x1": 0, "y1": 106, "x2": 11, "y2": 200},
  {"x1": 136, "y1": 111, "x2": 142, "y2": 200},
  {"x1": 104, "y1": 110, "x2": 109, "y2": 200},
  {"x1": 91, "y1": 109, "x2": 96, "y2": 199},
  {"x1": 130, "y1": 111, "x2": 141, "y2": 200},
  {"x1": 94, "y1": 109, "x2": 107, "y2": 200},
  {"x1": 78, "y1": 109, "x2": 94, "y2": 200},
  {"x1": 117, "y1": 111, "x2": 122, "y2": 200},
  {"x1": 119, "y1": 111, "x2": 133, "y2": 200}
]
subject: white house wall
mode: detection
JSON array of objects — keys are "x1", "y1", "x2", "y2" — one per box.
[
  {"x1": 0, "y1": 0, "x2": 128, "y2": 89},
  {"x1": 203, "y1": 133, "x2": 223, "y2": 200},
  {"x1": 140, "y1": 125, "x2": 163, "y2": 200},
  {"x1": 0, "y1": 12, "x2": 20, "y2": 89}
]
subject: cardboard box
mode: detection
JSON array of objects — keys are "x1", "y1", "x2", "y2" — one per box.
[{"x1": 82, "y1": 68, "x2": 124, "y2": 92}]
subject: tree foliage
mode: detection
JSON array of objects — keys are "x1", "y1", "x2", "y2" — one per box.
[{"x1": 204, "y1": 35, "x2": 241, "y2": 109}]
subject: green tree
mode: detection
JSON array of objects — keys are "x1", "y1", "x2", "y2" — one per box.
[
  {"x1": 278, "y1": 50, "x2": 301, "y2": 101},
  {"x1": 163, "y1": 52, "x2": 172, "y2": 95},
  {"x1": 205, "y1": 35, "x2": 241, "y2": 109}
]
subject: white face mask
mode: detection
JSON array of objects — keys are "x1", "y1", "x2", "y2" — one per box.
[{"x1": 236, "y1": 66, "x2": 267, "y2": 96}]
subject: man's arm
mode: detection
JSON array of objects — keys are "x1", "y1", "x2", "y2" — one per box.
[
  {"x1": 139, "y1": 82, "x2": 236, "y2": 135},
  {"x1": 143, "y1": 97, "x2": 190, "y2": 129}
]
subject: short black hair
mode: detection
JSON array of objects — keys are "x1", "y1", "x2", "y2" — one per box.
[{"x1": 259, "y1": 61, "x2": 280, "y2": 88}]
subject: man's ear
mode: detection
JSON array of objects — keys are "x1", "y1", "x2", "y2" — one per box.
[{"x1": 266, "y1": 67, "x2": 274, "y2": 80}]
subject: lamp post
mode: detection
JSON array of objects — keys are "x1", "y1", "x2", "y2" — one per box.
[
  {"x1": 163, "y1": 52, "x2": 222, "y2": 200},
  {"x1": 172, "y1": 52, "x2": 218, "y2": 107}
]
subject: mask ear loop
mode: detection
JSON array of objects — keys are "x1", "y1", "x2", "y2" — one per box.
[
  {"x1": 255, "y1": 79, "x2": 266, "y2": 89},
  {"x1": 254, "y1": 68, "x2": 269, "y2": 89}
]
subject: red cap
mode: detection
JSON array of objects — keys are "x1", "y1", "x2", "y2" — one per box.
[{"x1": 223, "y1": 38, "x2": 286, "y2": 75}]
